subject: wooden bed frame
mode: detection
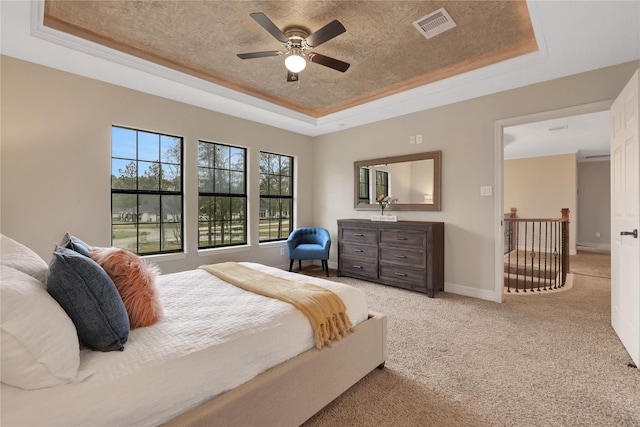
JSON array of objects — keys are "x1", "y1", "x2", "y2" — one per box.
[{"x1": 162, "y1": 310, "x2": 387, "y2": 426}]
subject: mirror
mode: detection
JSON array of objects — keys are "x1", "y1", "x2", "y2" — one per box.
[{"x1": 354, "y1": 151, "x2": 441, "y2": 211}]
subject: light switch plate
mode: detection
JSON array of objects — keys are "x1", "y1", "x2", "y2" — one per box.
[{"x1": 480, "y1": 186, "x2": 492, "y2": 196}]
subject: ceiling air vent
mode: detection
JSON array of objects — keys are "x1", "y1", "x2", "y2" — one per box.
[{"x1": 412, "y1": 7, "x2": 457, "y2": 39}]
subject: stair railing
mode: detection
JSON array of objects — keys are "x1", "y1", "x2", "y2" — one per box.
[
  {"x1": 503, "y1": 208, "x2": 570, "y2": 293},
  {"x1": 504, "y1": 207, "x2": 517, "y2": 254}
]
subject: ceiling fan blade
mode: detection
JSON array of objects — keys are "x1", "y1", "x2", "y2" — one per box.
[
  {"x1": 250, "y1": 12, "x2": 289, "y2": 43},
  {"x1": 308, "y1": 53, "x2": 350, "y2": 72},
  {"x1": 304, "y1": 20, "x2": 346, "y2": 48},
  {"x1": 237, "y1": 51, "x2": 282, "y2": 59},
  {"x1": 287, "y1": 71, "x2": 299, "y2": 82}
]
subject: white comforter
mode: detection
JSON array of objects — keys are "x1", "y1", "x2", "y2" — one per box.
[{"x1": 1, "y1": 262, "x2": 369, "y2": 427}]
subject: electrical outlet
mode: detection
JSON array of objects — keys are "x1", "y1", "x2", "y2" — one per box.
[
  {"x1": 410, "y1": 135, "x2": 416, "y2": 144},
  {"x1": 416, "y1": 134, "x2": 423, "y2": 144},
  {"x1": 596, "y1": 232, "x2": 601, "y2": 238},
  {"x1": 280, "y1": 247, "x2": 285, "y2": 256}
]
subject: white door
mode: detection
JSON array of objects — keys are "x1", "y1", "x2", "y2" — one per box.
[{"x1": 611, "y1": 69, "x2": 640, "y2": 368}]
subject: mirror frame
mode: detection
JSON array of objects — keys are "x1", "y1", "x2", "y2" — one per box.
[{"x1": 354, "y1": 150, "x2": 441, "y2": 211}]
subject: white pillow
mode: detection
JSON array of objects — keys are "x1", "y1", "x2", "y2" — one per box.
[
  {"x1": 1, "y1": 234, "x2": 49, "y2": 284},
  {"x1": 1, "y1": 267, "x2": 86, "y2": 389}
]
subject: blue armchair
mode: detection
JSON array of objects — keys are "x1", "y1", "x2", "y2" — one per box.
[{"x1": 286, "y1": 228, "x2": 331, "y2": 277}]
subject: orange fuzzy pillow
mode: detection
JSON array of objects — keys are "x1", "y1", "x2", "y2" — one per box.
[{"x1": 89, "y1": 247, "x2": 162, "y2": 329}]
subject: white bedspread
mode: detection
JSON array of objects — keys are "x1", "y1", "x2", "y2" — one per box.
[{"x1": 1, "y1": 262, "x2": 368, "y2": 427}]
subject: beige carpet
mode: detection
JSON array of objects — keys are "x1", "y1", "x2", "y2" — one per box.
[
  {"x1": 570, "y1": 249, "x2": 611, "y2": 278},
  {"x1": 300, "y1": 253, "x2": 640, "y2": 427}
]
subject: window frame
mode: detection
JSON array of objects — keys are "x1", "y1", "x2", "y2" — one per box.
[
  {"x1": 375, "y1": 170, "x2": 390, "y2": 198},
  {"x1": 259, "y1": 151, "x2": 294, "y2": 243},
  {"x1": 359, "y1": 167, "x2": 371, "y2": 204},
  {"x1": 110, "y1": 125, "x2": 184, "y2": 256},
  {"x1": 197, "y1": 140, "x2": 248, "y2": 249}
]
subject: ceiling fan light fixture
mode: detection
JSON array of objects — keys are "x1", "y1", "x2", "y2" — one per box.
[
  {"x1": 239, "y1": 13, "x2": 349, "y2": 79},
  {"x1": 285, "y1": 51, "x2": 306, "y2": 73}
]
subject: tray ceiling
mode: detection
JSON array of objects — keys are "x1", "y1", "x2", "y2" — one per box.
[{"x1": 42, "y1": 0, "x2": 537, "y2": 118}]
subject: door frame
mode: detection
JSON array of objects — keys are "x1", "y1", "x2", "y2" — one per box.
[{"x1": 492, "y1": 100, "x2": 614, "y2": 302}]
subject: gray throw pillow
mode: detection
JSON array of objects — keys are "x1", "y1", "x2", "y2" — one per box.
[
  {"x1": 60, "y1": 232, "x2": 92, "y2": 257},
  {"x1": 47, "y1": 245, "x2": 129, "y2": 351}
]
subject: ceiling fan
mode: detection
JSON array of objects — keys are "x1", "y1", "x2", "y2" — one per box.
[{"x1": 237, "y1": 12, "x2": 350, "y2": 82}]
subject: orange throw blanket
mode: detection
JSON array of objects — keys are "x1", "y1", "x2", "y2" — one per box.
[{"x1": 199, "y1": 262, "x2": 353, "y2": 349}]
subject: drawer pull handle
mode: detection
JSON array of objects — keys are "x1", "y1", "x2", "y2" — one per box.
[
  {"x1": 353, "y1": 249, "x2": 364, "y2": 253},
  {"x1": 353, "y1": 233, "x2": 365, "y2": 237},
  {"x1": 394, "y1": 272, "x2": 407, "y2": 277},
  {"x1": 394, "y1": 255, "x2": 407, "y2": 258},
  {"x1": 395, "y1": 237, "x2": 407, "y2": 240},
  {"x1": 353, "y1": 265, "x2": 363, "y2": 269}
]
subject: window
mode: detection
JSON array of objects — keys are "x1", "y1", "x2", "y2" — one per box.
[
  {"x1": 375, "y1": 170, "x2": 389, "y2": 198},
  {"x1": 259, "y1": 151, "x2": 293, "y2": 242},
  {"x1": 111, "y1": 126, "x2": 183, "y2": 255},
  {"x1": 359, "y1": 167, "x2": 370, "y2": 203},
  {"x1": 198, "y1": 141, "x2": 247, "y2": 248}
]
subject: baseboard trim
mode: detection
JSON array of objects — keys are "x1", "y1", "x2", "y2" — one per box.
[
  {"x1": 445, "y1": 282, "x2": 500, "y2": 302},
  {"x1": 577, "y1": 242, "x2": 611, "y2": 252}
]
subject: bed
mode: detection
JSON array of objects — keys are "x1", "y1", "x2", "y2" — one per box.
[{"x1": 0, "y1": 234, "x2": 387, "y2": 426}]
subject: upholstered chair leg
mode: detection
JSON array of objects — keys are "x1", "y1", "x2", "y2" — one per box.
[
  {"x1": 298, "y1": 260, "x2": 302, "y2": 271},
  {"x1": 323, "y1": 260, "x2": 329, "y2": 277},
  {"x1": 289, "y1": 259, "x2": 294, "y2": 272}
]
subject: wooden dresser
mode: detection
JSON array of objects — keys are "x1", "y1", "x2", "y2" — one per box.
[{"x1": 337, "y1": 219, "x2": 444, "y2": 297}]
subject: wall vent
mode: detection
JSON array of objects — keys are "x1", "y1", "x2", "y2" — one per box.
[{"x1": 412, "y1": 8, "x2": 457, "y2": 39}]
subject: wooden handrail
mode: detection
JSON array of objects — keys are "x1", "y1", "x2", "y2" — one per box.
[
  {"x1": 505, "y1": 217, "x2": 569, "y2": 222},
  {"x1": 503, "y1": 208, "x2": 570, "y2": 223}
]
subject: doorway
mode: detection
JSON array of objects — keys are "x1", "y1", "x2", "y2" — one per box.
[{"x1": 493, "y1": 101, "x2": 614, "y2": 302}]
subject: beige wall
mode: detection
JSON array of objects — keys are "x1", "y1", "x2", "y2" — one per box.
[
  {"x1": 577, "y1": 161, "x2": 611, "y2": 249},
  {"x1": 0, "y1": 56, "x2": 314, "y2": 273},
  {"x1": 313, "y1": 60, "x2": 638, "y2": 300},
  {"x1": 504, "y1": 154, "x2": 578, "y2": 254},
  {"x1": 2, "y1": 55, "x2": 637, "y2": 299}
]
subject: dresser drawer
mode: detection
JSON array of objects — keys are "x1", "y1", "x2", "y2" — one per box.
[
  {"x1": 340, "y1": 227, "x2": 378, "y2": 245},
  {"x1": 341, "y1": 242, "x2": 377, "y2": 259},
  {"x1": 380, "y1": 229, "x2": 426, "y2": 248},
  {"x1": 379, "y1": 264, "x2": 427, "y2": 292},
  {"x1": 340, "y1": 257, "x2": 378, "y2": 278},
  {"x1": 379, "y1": 247, "x2": 425, "y2": 268}
]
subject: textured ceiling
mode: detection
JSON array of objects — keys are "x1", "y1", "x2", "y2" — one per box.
[{"x1": 43, "y1": 0, "x2": 537, "y2": 118}]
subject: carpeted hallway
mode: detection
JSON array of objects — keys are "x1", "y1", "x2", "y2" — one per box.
[{"x1": 301, "y1": 251, "x2": 640, "y2": 426}]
